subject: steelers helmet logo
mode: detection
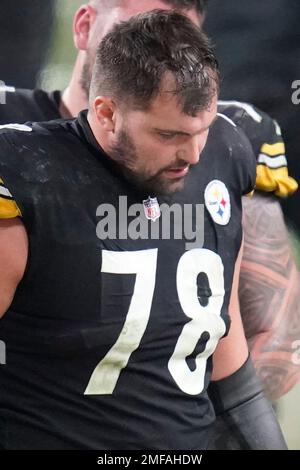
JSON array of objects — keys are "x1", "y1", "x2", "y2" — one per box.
[{"x1": 204, "y1": 180, "x2": 231, "y2": 226}]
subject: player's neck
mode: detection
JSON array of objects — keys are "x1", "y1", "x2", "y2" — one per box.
[{"x1": 61, "y1": 57, "x2": 89, "y2": 118}]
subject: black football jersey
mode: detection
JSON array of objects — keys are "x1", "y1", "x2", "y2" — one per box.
[
  {"x1": 0, "y1": 87, "x2": 61, "y2": 124},
  {"x1": 0, "y1": 111, "x2": 256, "y2": 449}
]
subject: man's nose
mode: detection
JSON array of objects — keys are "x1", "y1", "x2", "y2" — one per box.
[{"x1": 177, "y1": 135, "x2": 205, "y2": 165}]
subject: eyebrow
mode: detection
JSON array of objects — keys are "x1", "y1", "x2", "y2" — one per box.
[{"x1": 153, "y1": 115, "x2": 218, "y2": 136}]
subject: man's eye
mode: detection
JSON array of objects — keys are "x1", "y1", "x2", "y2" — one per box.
[{"x1": 159, "y1": 133, "x2": 176, "y2": 140}]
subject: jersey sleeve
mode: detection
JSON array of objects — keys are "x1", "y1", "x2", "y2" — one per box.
[
  {"x1": 0, "y1": 123, "x2": 34, "y2": 219},
  {"x1": 0, "y1": 177, "x2": 21, "y2": 218},
  {"x1": 218, "y1": 101, "x2": 298, "y2": 197},
  {"x1": 256, "y1": 121, "x2": 298, "y2": 197}
]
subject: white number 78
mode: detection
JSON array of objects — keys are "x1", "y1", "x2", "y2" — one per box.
[{"x1": 84, "y1": 248, "x2": 225, "y2": 396}]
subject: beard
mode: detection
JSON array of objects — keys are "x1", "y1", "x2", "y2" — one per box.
[
  {"x1": 108, "y1": 129, "x2": 187, "y2": 197},
  {"x1": 80, "y1": 55, "x2": 93, "y2": 99}
]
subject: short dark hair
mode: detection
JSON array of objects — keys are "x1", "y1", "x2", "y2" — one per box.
[{"x1": 90, "y1": 10, "x2": 219, "y2": 116}]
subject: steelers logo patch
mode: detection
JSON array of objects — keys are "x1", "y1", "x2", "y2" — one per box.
[{"x1": 204, "y1": 180, "x2": 231, "y2": 226}]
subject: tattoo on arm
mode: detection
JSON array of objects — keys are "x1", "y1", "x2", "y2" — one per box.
[{"x1": 240, "y1": 192, "x2": 300, "y2": 401}]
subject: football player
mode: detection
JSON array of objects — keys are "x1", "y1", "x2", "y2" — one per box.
[
  {"x1": 0, "y1": 0, "x2": 299, "y2": 405},
  {"x1": 0, "y1": 11, "x2": 286, "y2": 450}
]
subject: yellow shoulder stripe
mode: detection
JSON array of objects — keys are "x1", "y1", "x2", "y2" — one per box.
[
  {"x1": 256, "y1": 165, "x2": 298, "y2": 198},
  {"x1": 260, "y1": 142, "x2": 285, "y2": 157},
  {"x1": 0, "y1": 197, "x2": 22, "y2": 218},
  {"x1": 0, "y1": 177, "x2": 22, "y2": 218}
]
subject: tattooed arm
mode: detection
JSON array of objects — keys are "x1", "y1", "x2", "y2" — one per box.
[{"x1": 240, "y1": 192, "x2": 300, "y2": 401}]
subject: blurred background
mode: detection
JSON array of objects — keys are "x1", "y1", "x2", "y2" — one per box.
[
  {"x1": 0, "y1": 0, "x2": 299, "y2": 449},
  {"x1": 205, "y1": 3, "x2": 300, "y2": 448},
  {"x1": 205, "y1": 0, "x2": 300, "y2": 247}
]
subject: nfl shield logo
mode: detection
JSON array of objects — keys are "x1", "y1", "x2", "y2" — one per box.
[{"x1": 143, "y1": 196, "x2": 161, "y2": 222}]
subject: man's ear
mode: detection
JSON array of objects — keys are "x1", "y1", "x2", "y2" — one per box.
[
  {"x1": 94, "y1": 97, "x2": 116, "y2": 132},
  {"x1": 73, "y1": 5, "x2": 98, "y2": 51}
]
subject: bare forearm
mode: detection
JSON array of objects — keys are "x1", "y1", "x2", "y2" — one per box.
[{"x1": 240, "y1": 193, "x2": 300, "y2": 401}]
